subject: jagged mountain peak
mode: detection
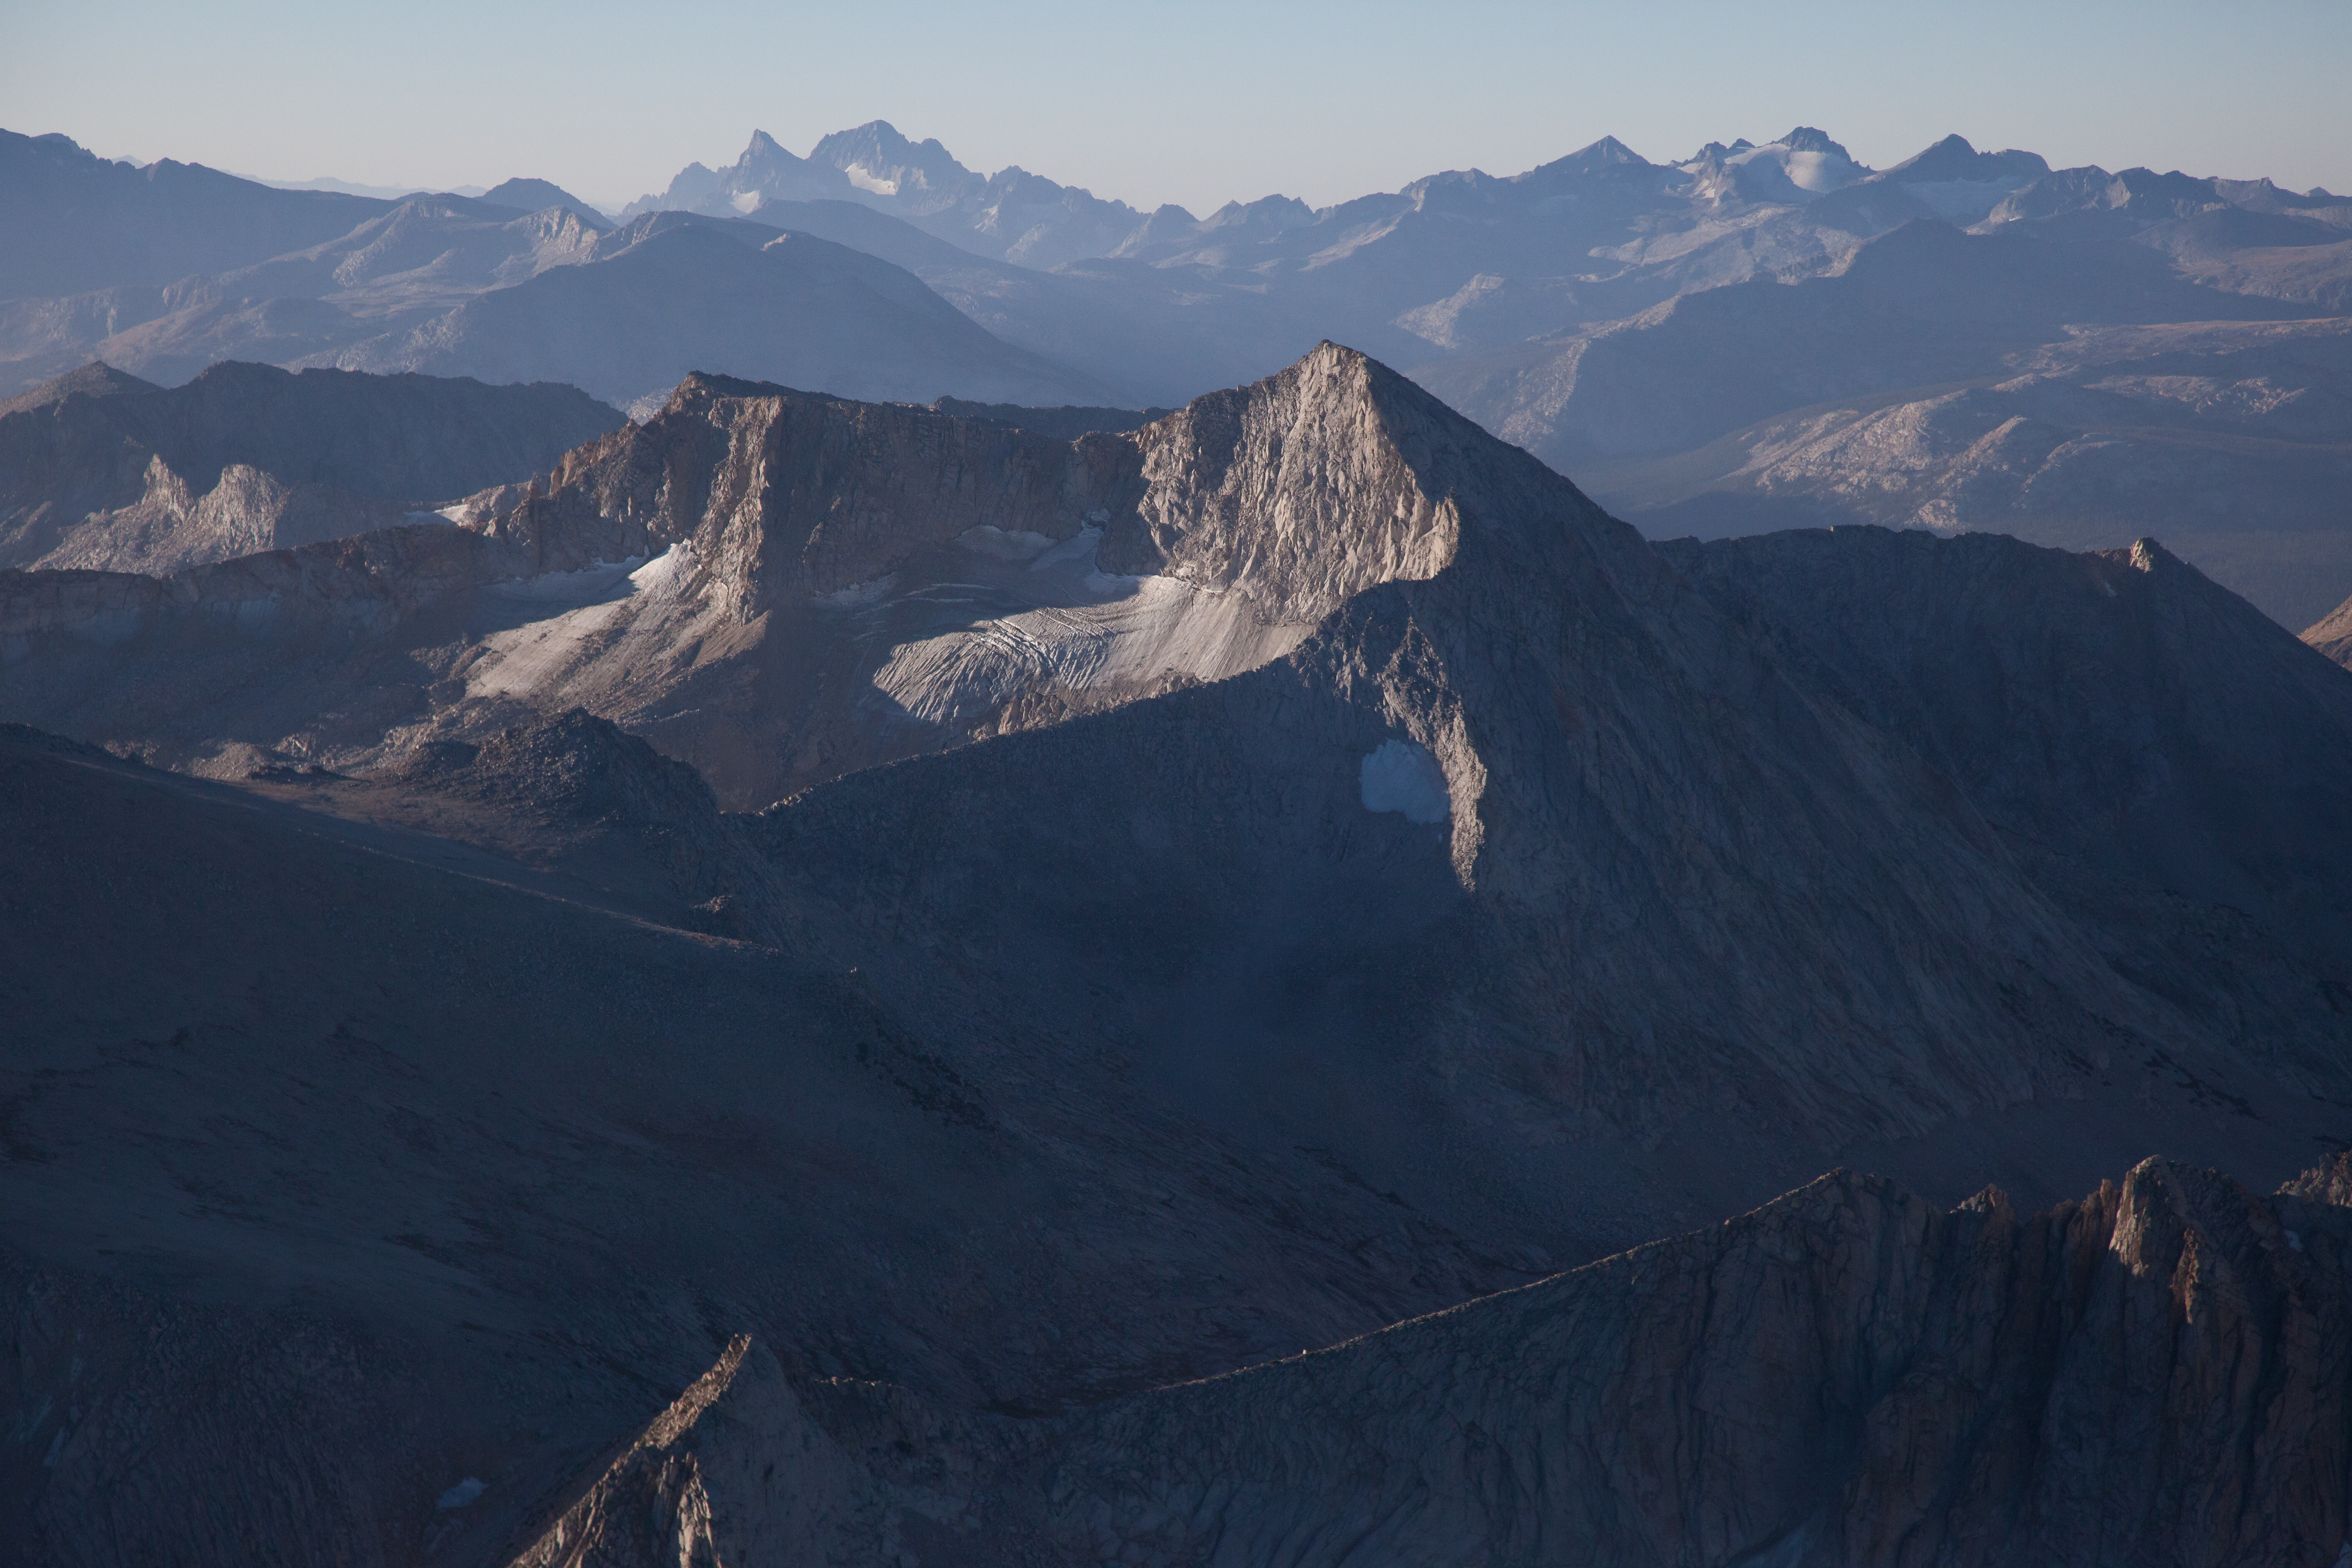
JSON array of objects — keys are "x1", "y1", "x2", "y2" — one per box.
[
  {"x1": 1096, "y1": 340, "x2": 1492, "y2": 623},
  {"x1": 731, "y1": 127, "x2": 820, "y2": 180},
  {"x1": 1777, "y1": 125, "x2": 1856, "y2": 160},
  {"x1": 809, "y1": 119, "x2": 975, "y2": 196}
]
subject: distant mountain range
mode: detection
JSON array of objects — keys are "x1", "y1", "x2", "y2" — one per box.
[
  {"x1": 0, "y1": 131, "x2": 1116, "y2": 415},
  {"x1": 617, "y1": 122, "x2": 2352, "y2": 623},
  {"x1": 8, "y1": 118, "x2": 2352, "y2": 620}
]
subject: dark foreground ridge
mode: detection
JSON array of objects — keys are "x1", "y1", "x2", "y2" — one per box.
[{"x1": 516, "y1": 1155, "x2": 2352, "y2": 1567}]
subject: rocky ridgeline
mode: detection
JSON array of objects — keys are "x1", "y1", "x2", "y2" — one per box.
[{"x1": 518, "y1": 1156, "x2": 2352, "y2": 1567}]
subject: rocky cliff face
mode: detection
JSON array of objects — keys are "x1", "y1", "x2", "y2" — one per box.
[
  {"x1": 511, "y1": 1155, "x2": 2352, "y2": 1568},
  {"x1": 0, "y1": 359, "x2": 622, "y2": 573}
]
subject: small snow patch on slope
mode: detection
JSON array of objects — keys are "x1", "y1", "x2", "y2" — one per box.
[
  {"x1": 1360, "y1": 739, "x2": 1449, "y2": 823},
  {"x1": 435, "y1": 1478, "x2": 485, "y2": 1509}
]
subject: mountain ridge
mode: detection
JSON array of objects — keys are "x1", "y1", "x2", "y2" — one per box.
[{"x1": 9, "y1": 344, "x2": 2352, "y2": 1564}]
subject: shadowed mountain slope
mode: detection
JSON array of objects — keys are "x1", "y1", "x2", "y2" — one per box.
[
  {"x1": 748, "y1": 348, "x2": 2352, "y2": 1167},
  {"x1": 0, "y1": 720, "x2": 1542, "y2": 1564},
  {"x1": 9, "y1": 346, "x2": 2352, "y2": 1564},
  {"x1": 0, "y1": 359, "x2": 158, "y2": 415},
  {"x1": 0, "y1": 360, "x2": 622, "y2": 573},
  {"x1": 1660, "y1": 527, "x2": 2352, "y2": 962},
  {"x1": 1661, "y1": 526, "x2": 2352, "y2": 1083}
]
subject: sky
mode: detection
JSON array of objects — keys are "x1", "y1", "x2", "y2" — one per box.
[{"x1": 6, "y1": 0, "x2": 2349, "y2": 214}]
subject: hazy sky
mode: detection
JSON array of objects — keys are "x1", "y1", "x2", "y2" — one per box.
[{"x1": 8, "y1": 0, "x2": 2349, "y2": 213}]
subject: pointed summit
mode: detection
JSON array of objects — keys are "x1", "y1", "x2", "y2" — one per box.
[
  {"x1": 733, "y1": 129, "x2": 815, "y2": 178},
  {"x1": 1522, "y1": 135, "x2": 1658, "y2": 183},
  {"x1": 1571, "y1": 134, "x2": 1651, "y2": 168}
]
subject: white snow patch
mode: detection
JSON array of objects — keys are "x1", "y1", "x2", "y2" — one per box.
[
  {"x1": 1724, "y1": 144, "x2": 1862, "y2": 196},
  {"x1": 436, "y1": 1478, "x2": 485, "y2": 1510},
  {"x1": 843, "y1": 164, "x2": 899, "y2": 197},
  {"x1": 1778, "y1": 149, "x2": 1859, "y2": 193},
  {"x1": 731, "y1": 191, "x2": 762, "y2": 214},
  {"x1": 1359, "y1": 740, "x2": 1449, "y2": 824},
  {"x1": 871, "y1": 573, "x2": 1308, "y2": 726}
]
